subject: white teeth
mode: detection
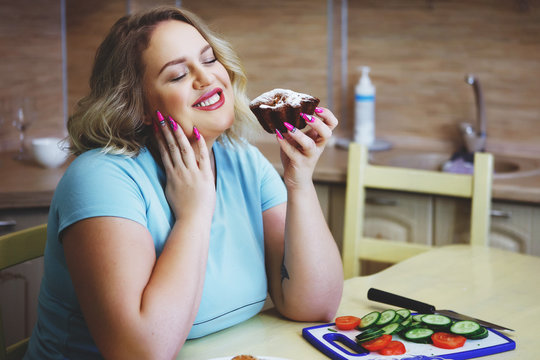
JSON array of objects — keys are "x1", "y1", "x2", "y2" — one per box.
[{"x1": 195, "y1": 93, "x2": 220, "y2": 107}]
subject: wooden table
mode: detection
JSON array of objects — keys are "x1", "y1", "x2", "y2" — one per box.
[{"x1": 178, "y1": 245, "x2": 540, "y2": 359}]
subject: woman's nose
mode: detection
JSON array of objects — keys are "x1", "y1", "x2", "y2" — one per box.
[{"x1": 192, "y1": 65, "x2": 212, "y2": 89}]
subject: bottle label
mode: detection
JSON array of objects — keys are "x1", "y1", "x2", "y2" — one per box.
[{"x1": 355, "y1": 94, "x2": 375, "y2": 102}]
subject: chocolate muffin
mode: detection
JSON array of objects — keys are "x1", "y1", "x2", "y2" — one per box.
[{"x1": 249, "y1": 88, "x2": 320, "y2": 134}]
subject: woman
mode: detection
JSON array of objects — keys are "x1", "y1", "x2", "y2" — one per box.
[{"x1": 25, "y1": 6, "x2": 343, "y2": 360}]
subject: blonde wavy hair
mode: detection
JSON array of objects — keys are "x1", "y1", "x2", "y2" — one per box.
[{"x1": 68, "y1": 6, "x2": 257, "y2": 156}]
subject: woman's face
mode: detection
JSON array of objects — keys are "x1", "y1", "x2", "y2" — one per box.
[{"x1": 142, "y1": 20, "x2": 234, "y2": 142}]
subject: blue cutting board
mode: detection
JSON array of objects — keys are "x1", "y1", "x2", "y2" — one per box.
[{"x1": 302, "y1": 322, "x2": 515, "y2": 360}]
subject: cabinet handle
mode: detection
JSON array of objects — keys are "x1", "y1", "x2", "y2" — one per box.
[
  {"x1": 0, "y1": 219, "x2": 17, "y2": 227},
  {"x1": 490, "y1": 209, "x2": 511, "y2": 219},
  {"x1": 366, "y1": 197, "x2": 398, "y2": 206}
]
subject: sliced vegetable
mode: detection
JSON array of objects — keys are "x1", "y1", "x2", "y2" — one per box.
[
  {"x1": 400, "y1": 316, "x2": 413, "y2": 327},
  {"x1": 396, "y1": 309, "x2": 411, "y2": 321},
  {"x1": 376, "y1": 310, "x2": 398, "y2": 327},
  {"x1": 467, "y1": 326, "x2": 489, "y2": 340},
  {"x1": 359, "y1": 311, "x2": 380, "y2": 329},
  {"x1": 379, "y1": 340, "x2": 406, "y2": 355},
  {"x1": 421, "y1": 314, "x2": 452, "y2": 329},
  {"x1": 402, "y1": 328, "x2": 434, "y2": 343},
  {"x1": 361, "y1": 334, "x2": 392, "y2": 351},
  {"x1": 412, "y1": 314, "x2": 425, "y2": 322},
  {"x1": 450, "y1": 320, "x2": 483, "y2": 337},
  {"x1": 431, "y1": 332, "x2": 467, "y2": 349},
  {"x1": 335, "y1": 316, "x2": 361, "y2": 330},
  {"x1": 381, "y1": 322, "x2": 402, "y2": 335},
  {"x1": 356, "y1": 327, "x2": 385, "y2": 343}
]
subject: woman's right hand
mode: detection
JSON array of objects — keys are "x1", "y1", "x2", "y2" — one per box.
[{"x1": 154, "y1": 111, "x2": 216, "y2": 220}]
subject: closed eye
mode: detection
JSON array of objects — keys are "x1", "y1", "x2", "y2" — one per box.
[
  {"x1": 170, "y1": 72, "x2": 188, "y2": 82},
  {"x1": 202, "y1": 57, "x2": 218, "y2": 65}
]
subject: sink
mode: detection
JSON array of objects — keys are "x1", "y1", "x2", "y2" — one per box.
[{"x1": 370, "y1": 150, "x2": 540, "y2": 179}]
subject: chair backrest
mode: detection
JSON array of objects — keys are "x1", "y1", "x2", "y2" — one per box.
[
  {"x1": 0, "y1": 224, "x2": 47, "y2": 360},
  {"x1": 342, "y1": 143, "x2": 493, "y2": 279}
]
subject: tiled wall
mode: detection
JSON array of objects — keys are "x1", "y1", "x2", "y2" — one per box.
[
  {"x1": 344, "y1": 0, "x2": 540, "y2": 157},
  {"x1": 1, "y1": 0, "x2": 539, "y2": 157}
]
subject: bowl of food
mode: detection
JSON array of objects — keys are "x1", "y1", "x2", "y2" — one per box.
[{"x1": 31, "y1": 137, "x2": 69, "y2": 168}]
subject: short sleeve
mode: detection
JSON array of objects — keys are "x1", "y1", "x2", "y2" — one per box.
[
  {"x1": 53, "y1": 151, "x2": 148, "y2": 234},
  {"x1": 256, "y1": 150, "x2": 287, "y2": 212}
]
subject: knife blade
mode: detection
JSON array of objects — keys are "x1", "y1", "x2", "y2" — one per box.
[{"x1": 367, "y1": 288, "x2": 514, "y2": 332}]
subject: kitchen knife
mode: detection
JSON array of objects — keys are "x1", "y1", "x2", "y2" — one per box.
[{"x1": 367, "y1": 288, "x2": 514, "y2": 332}]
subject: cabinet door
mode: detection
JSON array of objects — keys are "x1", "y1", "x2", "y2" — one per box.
[
  {"x1": 532, "y1": 207, "x2": 540, "y2": 257},
  {"x1": 490, "y1": 201, "x2": 533, "y2": 254},
  {"x1": 434, "y1": 197, "x2": 533, "y2": 254},
  {"x1": 0, "y1": 207, "x2": 49, "y2": 236},
  {"x1": 361, "y1": 190, "x2": 433, "y2": 274},
  {"x1": 0, "y1": 208, "x2": 48, "y2": 346},
  {"x1": 364, "y1": 190, "x2": 432, "y2": 245}
]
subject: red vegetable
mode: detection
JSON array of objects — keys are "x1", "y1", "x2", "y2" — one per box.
[
  {"x1": 335, "y1": 316, "x2": 360, "y2": 330},
  {"x1": 379, "y1": 340, "x2": 406, "y2": 355},
  {"x1": 431, "y1": 332, "x2": 467, "y2": 349},
  {"x1": 361, "y1": 334, "x2": 392, "y2": 351}
]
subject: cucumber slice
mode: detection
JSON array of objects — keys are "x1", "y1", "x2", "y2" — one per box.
[
  {"x1": 381, "y1": 322, "x2": 402, "y2": 335},
  {"x1": 356, "y1": 327, "x2": 384, "y2": 342},
  {"x1": 400, "y1": 316, "x2": 413, "y2": 327},
  {"x1": 467, "y1": 326, "x2": 489, "y2": 340},
  {"x1": 412, "y1": 314, "x2": 425, "y2": 322},
  {"x1": 421, "y1": 314, "x2": 452, "y2": 329},
  {"x1": 450, "y1": 320, "x2": 483, "y2": 337},
  {"x1": 376, "y1": 309, "x2": 397, "y2": 326},
  {"x1": 356, "y1": 327, "x2": 384, "y2": 341},
  {"x1": 359, "y1": 311, "x2": 380, "y2": 329},
  {"x1": 396, "y1": 309, "x2": 411, "y2": 321},
  {"x1": 402, "y1": 328, "x2": 434, "y2": 343}
]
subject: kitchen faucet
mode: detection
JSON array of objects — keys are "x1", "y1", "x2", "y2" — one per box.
[{"x1": 460, "y1": 74, "x2": 486, "y2": 153}]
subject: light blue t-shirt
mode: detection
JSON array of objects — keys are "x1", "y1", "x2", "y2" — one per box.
[{"x1": 25, "y1": 141, "x2": 287, "y2": 359}]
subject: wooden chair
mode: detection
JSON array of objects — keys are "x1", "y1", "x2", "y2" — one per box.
[
  {"x1": 342, "y1": 143, "x2": 493, "y2": 279},
  {"x1": 0, "y1": 224, "x2": 47, "y2": 360}
]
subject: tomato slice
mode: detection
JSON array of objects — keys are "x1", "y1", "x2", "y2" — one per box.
[
  {"x1": 361, "y1": 334, "x2": 392, "y2": 351},
  {"x1": 431, "y1": 332, "x2": 467, "y2": 349},
  {"x1": 378, "y1": 340, "x2": 406, "y2": 355},
  {"x1": 335, "y1": 316, "x2": 361, "y2": 330}
]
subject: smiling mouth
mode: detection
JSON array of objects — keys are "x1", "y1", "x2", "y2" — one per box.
[{"x1": 193, "y1": 88, "x2": 224, "y2": 109}]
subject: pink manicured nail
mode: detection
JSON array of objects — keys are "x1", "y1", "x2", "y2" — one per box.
[
  {"x1": 156, "y1": 110, "x2": 165, "y2": 125},
  {"x1": 193, "y1": 126, "x2": 201, "y2": 140},
  {"x1": 315, "y1": 107, "x2": 324, "y2": 114},
  {"x1": 275, "y1": 129, "x2": 283, "y2": 140},
  {"x1": 283, "y1": 122, "x2": 296, "y2": 133},
  {"x1": 168, "y1": 116, "x2": 178, "y2": 131},
  {"x1": 302, "y1": 113, "x2": 314, "y2": 123}
]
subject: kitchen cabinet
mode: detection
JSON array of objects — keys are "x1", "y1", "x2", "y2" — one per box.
[
  {"x1": 0, "y1": 207, "x2": 48, "y2": 346},
  {"x1": 434, "y1": 198, "x2": 536, "y2": 255},
  {"x1": 315, "y1": 181, "x2": 540, "y2": 275}
]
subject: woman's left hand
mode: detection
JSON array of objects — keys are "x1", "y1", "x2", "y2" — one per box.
[{"x1": 276, "y1": 106, "x2": 338, "y2": 189}]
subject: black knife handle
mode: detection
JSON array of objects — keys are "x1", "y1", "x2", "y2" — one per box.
[{"x1": 367, "y1": 288, "x2": 436, "y2": 314}]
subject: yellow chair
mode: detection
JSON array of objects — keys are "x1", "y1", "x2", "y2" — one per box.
[
  {"x1": 0, "y1": 224, "x2": 47, "y2": 360},
  {"x1": 342, "y1": 143, "x2": 493, "y2": 278}
]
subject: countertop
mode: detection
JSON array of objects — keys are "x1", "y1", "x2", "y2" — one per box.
[{"x1": 1, "y1": 142, "x2": 540, "y2": 209}]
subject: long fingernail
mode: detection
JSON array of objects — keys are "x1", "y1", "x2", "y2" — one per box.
[
  {"x1": 168, "y1": 116, "x2": 178, "y2": 131},
  {"x1": 283, "y1": 122, "x2": 296, "y2": 133},
  {"x1": 315, "y1": 107, "x2": 324, "y2": 114},
  {"x1": 301, "y1": 113, "x2": 314, "y2": 123},
  {"x1": 193, "y1": 126, "x2": 201, "y2": 140},
  {"x1": 275, "y1": 129, "x2": 283, "y2": 140},
  {"x1": 156, "y1": 110, "x2": 166, "y2": 126}
]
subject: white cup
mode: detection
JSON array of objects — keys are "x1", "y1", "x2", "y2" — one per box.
[{"x1": 31, "y1": 137, "x2": 69, "y2": 168}]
